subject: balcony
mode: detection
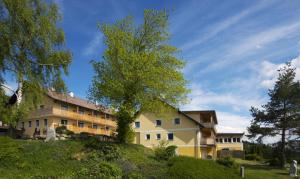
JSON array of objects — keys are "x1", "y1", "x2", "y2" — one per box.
[
  {"x1": 202, "y1": 122, "x2": 217, "y2": 133},
  {"x1": 200, "y1": 137, "x2": 216, "y2": 145},
  {"x1": 65, "y1": 125, "x2": 110, "y2": 135},
  {"x1": 30, "y1": 107, "x2": 116, "y2": 127}
]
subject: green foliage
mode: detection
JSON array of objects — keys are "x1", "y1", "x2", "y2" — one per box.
[
  {"x1": 153, "y1": 140, "x2": 177, "y2": 160},
  {"x1": 167, "y1": 156, "x2": 240, "y2": 179},
  {"x1": 85, "y1": 138, "x2": 120, "y2": 161},
  {"x1": 268, "y1": 157, "x2": 281, "y2": 167},
  {"x1": 0, "y1": 0, "x2": 71, "y2": 125},
  {"x1": 245, "y1": 154, "x2": 263, "y2": 161},
  {"x1": 216, "y1": 157, "x2": 236, "y2": 168},
  {"x1": 248, "y1": 63, "x2": 300, "y2": 167},
  {"x1": 74, "y1": 161, "x2": 122, "y2": 179},
  {"x1": 89, "y1": 9, "x2": 189, "y2": 143},
  {"x1": 55, "y1": 125, "x2": 74, "y2": 135}
]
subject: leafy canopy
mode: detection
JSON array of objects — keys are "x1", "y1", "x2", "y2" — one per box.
[
  {"x1": 89, "y1": 10, "x2": 189, "y2": 142},
  {"x1": 0, "y1": 0, "x2": 71, "y2": 124},
  {"x1": 90, "y1": 10, "x2": 189, "y2": 115}
]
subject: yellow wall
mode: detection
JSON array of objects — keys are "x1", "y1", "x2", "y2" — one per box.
[
  {"x1": 217, "y1": 143, "x2": 243, "y2": 151},
  {"x1": 133, "y1": 111, "x2": 203, "y2": 158}
]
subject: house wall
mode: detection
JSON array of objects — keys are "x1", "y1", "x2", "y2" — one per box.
[
  {"x1": 217, "y1": 143, "x2": 243, "y2": 151},
  {"x1": 133, "y1": 111, "x2": 202, "y2": 158}
]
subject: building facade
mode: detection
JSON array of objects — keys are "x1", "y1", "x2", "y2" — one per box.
[
  {"x1": 132, "y1": 108, "x2": 218, "y2": 159},
  {"x1": 17, "y1": 90, "x2": 117, "y2": 137},
  {"x1": 216, "y1": 133, "x2": 244, "y2": 151}
]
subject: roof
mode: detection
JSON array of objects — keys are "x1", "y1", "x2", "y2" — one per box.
[
  {"x1": 217, "y1": 133, "x2": 244, "y2": 136},
  {"x1": 178, "y1": 110, "x2": 204, "y2": 128},
  {"x1": 47, "y1": 90, "x2": 112, "y2": 114},
  {"x1": 182, "y1": 110, "x2": 218, "y2": 124}
]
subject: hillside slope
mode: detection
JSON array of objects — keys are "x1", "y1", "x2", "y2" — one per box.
[{"x1": 0, "y1": 137, "x2": 240, "y2": 178}]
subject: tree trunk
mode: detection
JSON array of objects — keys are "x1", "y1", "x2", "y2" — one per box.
[
  {"x1": 280, "y1": 127, "x2": 286, "y2": 168},
  {"x1": 116, "y1": 108, "x2": 135, "y2": 143}
]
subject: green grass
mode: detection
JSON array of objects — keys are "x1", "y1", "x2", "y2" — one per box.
[
  {"x1": 235, "y1": 159, "x2": 299, "y2": 179},
  {"x1": 0, "y1": 136, "x2": 298, "y2": 179}
]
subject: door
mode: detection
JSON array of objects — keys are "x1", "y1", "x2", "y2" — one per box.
[{"x1": 201, "y1": 148, "x2": 207, "y2": 159}]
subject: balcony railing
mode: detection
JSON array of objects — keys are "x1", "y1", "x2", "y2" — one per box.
[
  {"x1": 202, "y1": 122, "x2": 217, "y2": 133},
  {"x1": 200, "y1": 137, "x2": 216, "y2": 145},
  {"x1": 30, "y1": 107, "x2": 116, "y2": 127},
  {"x1": 65, "y1": 125, "x2": 110, "y2": 135}
]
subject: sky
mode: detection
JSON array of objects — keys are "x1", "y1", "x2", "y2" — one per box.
[{"x1": 6, "y1": 0, "x2": 300, "y2": 138}]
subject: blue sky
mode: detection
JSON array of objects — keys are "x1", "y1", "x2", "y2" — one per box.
[{"x1": 12, "y1": 0, "x2": 300, "y2": 135}]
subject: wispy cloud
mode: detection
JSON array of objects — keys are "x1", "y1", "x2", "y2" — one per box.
[
  {"x1": 200, "y1": 20, "x2": 300, "y2": 74},
  {"x1": 180, "y1": 1, "x2": 273, "y2": 51},
  {"x1": 82, "y1": 33, "x2": 103, "y2": 56}
]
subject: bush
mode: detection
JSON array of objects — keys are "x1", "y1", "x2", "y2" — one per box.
[
  {"x1": 268, "y1": 158, "x2": 281, "y2": 167},
  {"x1": 85, "y1": 137, "x2": 120, "y2": 161},
  {"x1": 74, "y1": 161, "x2": 122, "y2": 179},
  {"x1": 123, "y1": 171, "x2": 143, "y2": 179},
  {"x1": 245, "y1": 154, "x2": 262, "y2": 161},
  {"x1": 154, "y1": 140, "x2": 177, "y2": 160},
  {"x1": 55, "y1": 126, "x2": 74, "y2": 135},
  {"x1": 216, "y1": 157, "x2": 236, "y2": 168}
]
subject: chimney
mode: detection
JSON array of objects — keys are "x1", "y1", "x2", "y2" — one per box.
[{"x1": 69, "y1": 92, "x2": 74, "y2": 97}]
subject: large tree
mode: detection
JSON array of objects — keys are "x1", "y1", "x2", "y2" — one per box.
[
  {"x1": 0, "y1": 0, "x2": 71, "y2": 126},
  {"x1": 248, "y1": 63, "x2": 300, "y2": 167},
  {"x1": 89, "y1": 10, "x2": 189, "y2": 143}
]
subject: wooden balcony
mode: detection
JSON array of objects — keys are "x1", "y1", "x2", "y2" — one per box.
[
  {"x1": 200, "y1": 137, "x2": 216, "y2": 145},
  {"x1": 30, "y1": 107, "x2": 116, "y2": 127},
  {"x1": 65, "y1": 125, "x2": 110, "y2": 135},
  {"x1": 202, "y1": 122, "x2": 217, "y2": 133}
]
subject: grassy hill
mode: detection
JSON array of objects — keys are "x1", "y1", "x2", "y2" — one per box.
[{"x1": 0, "y1": 136, "x2": 295, "y2": 179}]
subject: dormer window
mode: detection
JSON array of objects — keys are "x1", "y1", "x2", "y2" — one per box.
[
  {"x1": 174, "y1": 118, "x2": 180, "y2": 125},
  {"x1": 156, "y1": 120, "x2": 162, "y2": 126}
]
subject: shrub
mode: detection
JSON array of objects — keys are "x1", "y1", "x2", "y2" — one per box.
[
  {"x1": 154, "y1": 140, "x2": 177, "y2": 160},
  {"x1": 85, "y1": 137, "x2": 120, "y2": 161},
  {"x1": 245, "y1": 154, "x2": 262, "y2": 161},
  {"x1": 123, "y1": 171, "x2": 143, "y2": 179},
  {"x1": 268, "y1": 158, "x2": 281, "y2": 167},
  {"x1": 55, "y1": 126, "x2": 74, "y2": 136},
  {"x1": 74, "y1": 161, "x2": 122, "y2": 179},
  {"x1": 216, "y1": 157, "x2": 236, "y2": 168}
]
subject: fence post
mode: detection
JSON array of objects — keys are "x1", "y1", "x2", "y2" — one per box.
[{"x1": 240, "y1": 166, "x2": 245, "y2": 178}]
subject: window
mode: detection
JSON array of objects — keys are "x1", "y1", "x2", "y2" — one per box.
[
  {"x1": 28, "y1": 121, "x2": 32, "y2": 127},
  {"x1": 237, "y1": 138, "x2": 241, "y2": 143},
  {"x1": 156, "y1": 120, "x2": 162, "y2": 126},
  {"x1": 174, "y1": 118, "x2": 180, "y2": 125},
  {"x1": 156, "y1": 134, "x2": 161, "y2": 140},
  {"x1": 92, "y1": 124, "x2": 97, "y2": 129},
  {"x1": 78, "y1": 121, "x2": 84, "y2": 128},
  {"x1": 224, "y1": 138, "x2": 228, "y2": 143},
  {"x1": 134, "y1": 121, "x2": 140, "y2": 128},
  {"x1": 216, "y1": 138, "x2": 219, "y2": 143},
  {"x1": 228, "y1": 138, "x2": 232, "y2": 143},
  {"x1": 40, "y1": 105, "x2": 45, "y2": 109},
  {"x1": 145, "y1": 134, "x2": 150, "y2": 140},
  {"x1": 168, "y1": 133, "x2": 174, "y2": 140},
  {"x1": 36, "y1": 120, "x2": 39, "y2": 127},
  {"x1": 21, "y1": 122, "x2": 24, "y2": 128},
  {"x1": 105, "y1": 126, "x2": 110, "y2": 131},
  {"x1": 105, "y1": 114, "x2": 110, "y2": 119},
  {"x1": 233, "y1": 138, "x2": 236, "y2": 142},
  {"x1": 61, "y1": 119, "x2": 68, "y2": 126},
  {"x1": 219, "y1": 138, "x2": 223, "y2": 143},
  {"x1": 61, "y1": 103, "x2": 68, "y2": 110},
  {"x1": 94, "y1": 111, "x2": 100, "y2": 117},
  {"x1": 78, "y1": 107, "x2": 84, "y2": 114},
  {"x1": 44, "y1": 119, "x2": 48, "y2": 127}
]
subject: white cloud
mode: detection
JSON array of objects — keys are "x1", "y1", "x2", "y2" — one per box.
[
  {"x1": 1, "y1": 82, "x2": 17, "y2": 96},
  {"x1": 82, "y1": 33, "x2": 103, "y2": 56},
  {"x1": 258, "y1": 56, "x2": 300, "y2": 88},
  {"x1": 216, "y1": 112, "x2": 250, "y2": 133},
  {"x1": 201, "y1": 21, "x2": 300, "y2": 74},
  {"x1": 182, "y1": 83, "x2": 264, "y2": 112},
  {"x1": 180, "y1": 1, "x2": 272, "y2": 51}
]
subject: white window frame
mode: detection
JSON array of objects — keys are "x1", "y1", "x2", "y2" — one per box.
[
  {"x1": 145, "y1": 134, "x2": 151, "y2": 140},
  {"x1": 174, "y1": 118, "x2": 181, "y2": 125},
  {"x1": 155, "y1": 120, "x2": 162, "y2": 127},
  {"x1": 156, "y1": 133, "x2": 161, "y2": 140},
  {"x1": 167, "y1": 133, "x2": 174, "y2": 141}
]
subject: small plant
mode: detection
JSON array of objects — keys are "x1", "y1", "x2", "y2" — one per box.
[
  {"x1": 268, "y1": 158, "x2": 281, "y2": 167},
  {"x1": 154, "y1": 140, "x2": 177, "y2": 160},
  {"x1": 245, "y1": 154, "x2": 262, "y2": 161},
  {"x1": 216, "y1": 157, "x2": 236, "y2": 168},
  {"x1": 74, "y1": 161, "x2": 122, "y2": 179}
]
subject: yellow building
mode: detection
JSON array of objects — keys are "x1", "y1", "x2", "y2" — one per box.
[
  {"x1": 17, "y1": 90, "x2": 117, "y2": 137},
  {"x1": 132, "y1": 108, "x2": 218, "y2": 159},
  {"x1": 216, "y1": 133, "x2": 244, "y2": 151}
]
